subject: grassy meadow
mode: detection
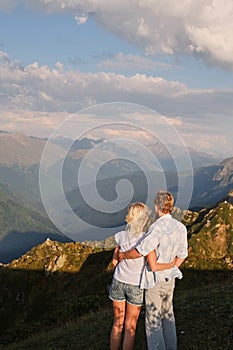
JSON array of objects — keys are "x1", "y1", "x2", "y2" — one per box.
[{"x1": 1, "y1": 268, "x2": 232, "y2": 350}]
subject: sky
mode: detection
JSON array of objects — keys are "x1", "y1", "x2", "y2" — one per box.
[{"x1": 0, "y1": 0, "x2": 233, "y2": 158}]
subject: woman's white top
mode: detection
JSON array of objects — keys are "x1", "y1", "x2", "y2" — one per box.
[{"x1": 113, "y1": 230, "x2": 146, "y2": 286}]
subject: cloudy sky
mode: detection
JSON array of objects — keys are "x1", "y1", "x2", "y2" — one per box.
[{"x1": 0, "y1": 0, "x2": 233, "y2": 158}]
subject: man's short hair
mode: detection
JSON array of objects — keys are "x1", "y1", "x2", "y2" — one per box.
[{"x1": 154, "y1": 190, "x2": 174, "y2": 214}]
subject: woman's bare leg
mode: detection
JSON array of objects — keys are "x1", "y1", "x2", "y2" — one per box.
[
  {"x1": 123, "y1": 303, "x2": 141, "y2": 350},
  {"x1": 110, "y1": 300, "x2": 126, "y2": 350}
]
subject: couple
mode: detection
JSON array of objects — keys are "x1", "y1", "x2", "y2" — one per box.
[{"x1": 108, "y1": 191, "x2": 188, "y2": 350}]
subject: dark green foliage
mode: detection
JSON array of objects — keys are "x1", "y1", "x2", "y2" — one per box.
[
  {"x1": 183, "y1": 201, "x2": 233, "y2": 270},
  {"x1": 0, "y1": 185, "x2": 71, "y2": 263},
  {"x1": 0, "y1": 186, "x2": 55, "y2": 239},
  {"x1": 0, "y1": 164, "x2": 40, "y2": 204}
]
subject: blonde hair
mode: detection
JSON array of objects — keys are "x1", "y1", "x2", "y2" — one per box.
[
  {"x1": 125, "y1": 202, "x2": 151, "y2": 237},
  {"x1": 154, "y1": 190, "x2": 174, "y2": 214}
]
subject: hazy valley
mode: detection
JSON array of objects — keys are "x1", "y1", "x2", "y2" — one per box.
[{"x1": 0, "y1": 130, "x2": 233, "y2": 259}]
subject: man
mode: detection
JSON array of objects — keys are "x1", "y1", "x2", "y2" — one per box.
[{"x1": 119, "y1": 191, "x2": 188, "y2": 350}]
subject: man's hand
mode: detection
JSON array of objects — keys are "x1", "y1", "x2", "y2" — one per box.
[{"x1": 118, "y1": 249, "x2": 142, "y2": 261}]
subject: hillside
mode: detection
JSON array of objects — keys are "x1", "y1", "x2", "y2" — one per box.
[
  {"x1": 2, "y1": 272, "x2": 232, "y2": 350},
  {"x1": 0, "y1": 240, "x2": 114, "y2": 347},
  {"x1": 0, "y1": 185, "x2": 69, "y2": 263},
  {"x1": 0, "y1": 241, "x2": 232, "y2": 349},
  {"x1": 190, "y1": 157, "x2": 233, "y2": 208},
  {"x1": 0, "y1": 132, "x2": 62, "y2": 166},
  {"x1": 0, "y1": 195, "x2": 232, "y2": 348},
  {"x1": 183, "y1": 195, "x2": 233, "y2": 270},
  {"x1": 0, "y1": 132, "x2": 63, "y2": 204}
]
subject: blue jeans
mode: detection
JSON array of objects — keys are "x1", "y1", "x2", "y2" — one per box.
[{"x1": 145, "y1": 279, "x2": 177, "y2": 350}]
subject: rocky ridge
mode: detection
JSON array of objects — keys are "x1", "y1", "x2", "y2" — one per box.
[
  {"x1": 214, "y1": 157, "x2": 233, "y2": 185},
  {"x1": 183, "y1": 198, "x2": 233, "y2": 269},
  {"x1": 4, "y1": 194, "x2": 233, "y2": 272}
]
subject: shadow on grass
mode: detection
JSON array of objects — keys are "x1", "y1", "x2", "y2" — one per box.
[{"x1": 0, "y1": 250, "x2": 232, "y2": 349}]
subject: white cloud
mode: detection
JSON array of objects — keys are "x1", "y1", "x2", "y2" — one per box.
[
  {"x1": 3, "y1": 0, "x2": 232, "y2": 69},
  {"x1": 75, "y1": 13, "x2": 88, "y2": 25},
  {"x1": 0, "y1": 50, "x2": 188, "y2": 114},
  {"x1": 0, "y1": 110, "x2": 69, "y2": 137},
  {"x1": 98, "y1": 52, "x2": 174, "y2": 72},
  {"x1": 0, "y1": 50, "x2": 232, "y2": 117},
  {"x1": 0, "y1": 50, "x2": 233, "y2": 156},
  {"x1": 0, "y1": 0, "x2": 17, "y2": 12}
]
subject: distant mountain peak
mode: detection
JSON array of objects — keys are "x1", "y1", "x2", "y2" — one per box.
[
  {"x1": 213, "y1": 157, "x2": 233, "y2": 185},
  {"x1": 219, "y1": 157, "x2": 233, "y2": 167},
  {"x1": 0, "y1": 131, "x2": 63, "y2": 166}
]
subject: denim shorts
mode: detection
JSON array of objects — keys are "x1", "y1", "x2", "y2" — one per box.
[{"x1": 109, "y1": 278, "x2": 144, "y2": 306}]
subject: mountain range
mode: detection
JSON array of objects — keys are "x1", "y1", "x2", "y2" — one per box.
[
  {"x1": 190, "y1": 157, "x2": 233, "y2": 208},
  {"x1": 0, "y1": 130, "x2": 233, "y2": 262},
  {"x1": 0, "y1": 130, "x2": 229, "y2": 209}
]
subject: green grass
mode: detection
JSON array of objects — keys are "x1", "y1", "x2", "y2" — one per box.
[{"x1": 2, "y1": 270, "x2": 232, "y2": 350}]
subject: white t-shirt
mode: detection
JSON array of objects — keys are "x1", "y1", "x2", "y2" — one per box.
[
  {"x1": 137, "y1": 214, "x2": 188, "y2": 289},
  {"x1": 113, "y1": 230, "x2": 146, "y2": 286}
]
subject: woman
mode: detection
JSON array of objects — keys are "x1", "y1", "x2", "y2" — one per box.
[{"x1": 109, "y1": 202, "x2": 175, "y2": 350}]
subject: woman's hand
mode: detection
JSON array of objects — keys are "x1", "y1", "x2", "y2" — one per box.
[
  {"x1": 147, "y1": 251, "x2": 178, "y2": 271},
  {"x1": 171, "y1": 257, "x2": 177, "y2": 267}
]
